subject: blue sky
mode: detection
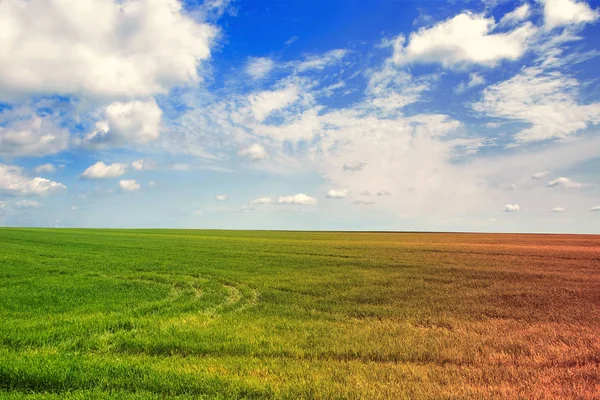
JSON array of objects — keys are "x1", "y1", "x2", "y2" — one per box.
[{"x1": 1, "y1": 0, "x2": 600, "y2": 232}]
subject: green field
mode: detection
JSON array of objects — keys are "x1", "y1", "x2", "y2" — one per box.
[{"x1": 0, "y1": 229, "x2": 599, "y2": 399}]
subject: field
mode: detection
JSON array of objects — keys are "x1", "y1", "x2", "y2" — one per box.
[{"x1": 0, "y1": 229, "x2": 599, "y2": 399}]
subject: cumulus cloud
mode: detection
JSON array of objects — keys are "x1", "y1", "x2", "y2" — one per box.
[
  {"x1": 546, "y1": 177, "x2": 587, "y2": 188},
  {"x1": 392, "y1": 12, "x2": 536, "y2": 67},
  {"x1": 377, "y1": 190, "x2": 392, "y2": 196},
  {"x1": 0, "y1": 0, "x2": 217, "y2": 101},
  {"x1": 34, "y1": 164, "x2": 56, "y2": 174},
  {"x1": 532, "y1": 171, "x2": 550, "y2": 180},
  {"x1": 150, "y1": 4, "x2": 600, "y2": 227},
  {"x1": 0, "y1": 164, "x2": 66, "y2": 196},
  {"x1": 504, "y1": 204, "x2": 521, "y2": 212},
  {"x1": 277, "y1": 193, "x2": 317, "y2": 205},
  {"x1": 474, "y1": 66, "x2": 600, "y2": 143},
  {"x1": 81, "y1": 162, "x2": 127, "y2": 179},
  {"x1": 455, "y1": 72, "x2": 486, "y2": 93},
  {"x1": 119, "y1": 179, "x2": 141, "y2": 192},
  {"x1": 215, "y1": 194, "x2": 228, "y2": 201},
  {"x1": 327, "y1": 189, "x2": 351, "y2": 199},
  {"x1": 248, "y1": 85, "x2": 300, "y2": 121},
  {"x1": 81, "y1": 99, "x2": 162, "y2": 147},
  {"x1": 245, "y1": 57, "x2": 275, "y2": 80},
  {"x1": 238, "y1": 144, "x2": 268, "y2": 161},
  {"x1": 541, "y1": 0, "x2": 599, "y2": 29},
  {"x1": 591, "y1": 206, "x2": 600, "y2": 211},
  {"x1": 468, "y1": 73, "x2": 486, "y2": 88},
  {"x1": 251, "y1": 197, "x2": 273, "y2": 204},
  {"x1": 131, "y1": 159, "x2": 157, "y2": 171},
  {"x1": 15, "y1": 200, "x2": 41, "y2": 209},
  {"x1": 343, "y1": 161, "x2": 366, "y2": 172},
  {"x1": 296, "y1": 49, "x2": 348, "y2": 72},
  {"x1": 0, "y1": 113, "x2": 69, "y2": 157},
  {"x1": 551, "y1": 207, "x2": 566, "y2": 212}
]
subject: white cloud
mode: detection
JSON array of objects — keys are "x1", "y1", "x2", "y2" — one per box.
[
  {"x1": 34, "y1": 164, "x2": 56, "y2": 174},
  {"x1": 277, "y1": 193, "x2": 317, "y2": 205},
  {"x1": 532, "y1": 171, "x2": 550, "y2": 180},
  {"x1": 158, "y1": 18, "x2": 600, "y2": 227},
  {"x1": 81, "y1": 162, "x2": 127, "y2": 179},
  {"x1": 392, "y1": 12, "x2": 536, "y2": 67},
  {"x1": 499, "y1": 4, "x2": 532, "y2": 26},
  {"x1": 215, "y1": 194, "x2": 228, "y2": 201},
  {"x1": 193, "y1": 209, "x2": 203, "y2": 216},
  {"x1": 474, "y1": 67, "x2": 600, "y2": 143},
  {"x1": 296, "y1": 49, "x2": 348, "y2": 72},
  {"x1": 377, "y1": 190, "x2": 392, "y2": 196},
  {"x1": 251, "y1": 197, "x2": 273, "y2": 204},
  {"x1": 196, "y1": 0, "x2": 235, "y2": 21},
  {"x1": 546, "y1": 177, "x2": 586, "y2": 188},
  {"x1": 541, "y1": 0, "x2": 599, "y2": 29},
  {"x1": 253, "y1": 108, "x2": 322, "y2": 142},
  {"x1": 504, "y1": 204, "x2": 521, "y2": 212},
  {"x1": 15, "y1": 200, "x2": 41, "y2": 209},
  {"x1": 0, "y1": 0, "x2": 217, "y2": 101},
  {"x1": 327, "y1": 189, "x2": 351, "y2": 199},
  {"x1": 551, "y1": 207, "x2": 566, "y2": 212},
  {"x1": 320, "y1": 81, "x2": 346, "y2": 98},
  {"x1": 248, "y1": 97, "x2": 472, "y2": 218},
  {"x1": 0, "y1": 113, "x2": 69, "y2": 157},
  {"x1": 119, "y1": 179, "x2": 140, "y2": 192},
  {"x1": 485, "y1": 122, "x2": 503, "y2": 128},
  {"x1": 370, "y1": 92, "x2": 422, "y2": 111},
  {"x1": 81, "y1": 99, "x2": 162, "y2": 147},
  {"x1": 366, "y1": 68, "x2": 429, "y2": 104},
  {"x1": 238, "y1": 144, "x2": 268, "y2": 161},
  {"x1": 131, "y1": 159, "x2": 157, "y2": 171},
  {"x1": 343, "y1": 161, "x2": 366, "y2": 172},
  {"x1": 248, "y1": 85, "x2": 300, "y2": 121},
  {"x1": 0, "y1": 164, "x2": 66, "y2": 196},
  {"x1": 285, "y1": 36, "x2": 299, "y2": 46},
  {"x1": 245, "y1": 57, "x2": 275, "y2": 80},
  {"x1": 468, "y1": 72, "x2": 486, "y2": 87},
  {"x1": 456, "y1": 72, "x2": 486, "y2": 93},
  {"x1": 591, "y1": 206, "x2": 600, "y2": 211}
]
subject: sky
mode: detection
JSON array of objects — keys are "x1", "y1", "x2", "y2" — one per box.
[{"x1": 1, "y1": 0, "x2": 600, "y2": 232}]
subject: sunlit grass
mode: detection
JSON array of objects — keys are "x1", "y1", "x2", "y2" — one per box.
[{"x1": 0, "y1": 229, "x2": 599, "y2": 398}]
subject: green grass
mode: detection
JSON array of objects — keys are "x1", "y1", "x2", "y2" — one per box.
[{"x1": 0, "y1": 229, "x2": 599, "y2": 399}]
